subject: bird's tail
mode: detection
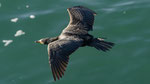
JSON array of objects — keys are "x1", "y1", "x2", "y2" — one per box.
[{"x1": 89, "y1": 38, "x2": 114, "y2": 52}]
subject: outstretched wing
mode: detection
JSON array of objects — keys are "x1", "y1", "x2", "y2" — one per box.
[
  {"x1": 48, "y1": 39, "x2": 83, "y2": 81},
  {"x1": 66, "y1": 6, "x2": 96, "y2": 31}
]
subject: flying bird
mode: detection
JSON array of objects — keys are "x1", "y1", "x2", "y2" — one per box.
[{"x1": 35, "y1": 6, "x2": 114, "y2": 81}]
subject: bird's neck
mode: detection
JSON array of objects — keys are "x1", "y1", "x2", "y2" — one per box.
[{"x1": 46, "y1": 37, "x2": 58, "y2": 45}]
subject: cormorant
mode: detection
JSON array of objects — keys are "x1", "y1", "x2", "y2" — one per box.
[{"x1": 35, "y1": 6, "x2": 114, "y2": 81}]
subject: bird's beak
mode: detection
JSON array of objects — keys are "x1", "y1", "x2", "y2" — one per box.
[{"x1": 35, "y1": 40, "x2": 44, "y2": 44}]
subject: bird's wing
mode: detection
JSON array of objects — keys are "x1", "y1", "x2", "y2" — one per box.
[
  {"x1": 48, "y1": 39, "x2": 83, "y2": 81},
  {"x1": 66, "y1": 6, "x2": 96, "y2": 31}
]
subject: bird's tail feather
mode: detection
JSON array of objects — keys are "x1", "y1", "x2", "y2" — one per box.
[{"x1": 89, "y1": 38, "x2": 114, "y2": 52}]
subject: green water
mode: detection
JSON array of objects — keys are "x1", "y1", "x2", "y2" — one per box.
[{"x1": 0, "y1": 0, "x2": 150, "y2": 84}]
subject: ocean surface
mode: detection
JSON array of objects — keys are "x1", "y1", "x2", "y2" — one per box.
[{"x1": 0, "y1": 0, "x2": 150, "y2": 84}]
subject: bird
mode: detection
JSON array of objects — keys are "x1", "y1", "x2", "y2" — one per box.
[{"x1": 35, "y1": 6, "x2": 114, "y2": 81}]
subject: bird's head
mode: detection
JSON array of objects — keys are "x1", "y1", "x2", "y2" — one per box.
[
  {"x1": 35, "y1": 37, "x2": 58, "y2": 45},
  {"x1": 35, "y1": 38, "x2": 49, "y2": 45}
]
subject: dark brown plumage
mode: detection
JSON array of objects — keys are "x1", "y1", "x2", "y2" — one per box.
[{"x1": 35, "y1": 6, "x2": 114, "y2": 81}]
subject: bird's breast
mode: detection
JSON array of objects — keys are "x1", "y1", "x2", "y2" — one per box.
[
  {"x1": 59, "y1": 33, "x2": 82, "y2": 41},
  {"x1": 59, "y1": 34, "x2": 67, "y2": 39}
]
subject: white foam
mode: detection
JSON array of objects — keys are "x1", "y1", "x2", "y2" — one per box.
[
  {"x1": 29, "y1": 15, "x2": 35, "y2": 19},
  {"x1": 2, "y1": 40, "x2": 13, "y2": 46},
  {"x1": 26, "y1": 5, "x2": 29, "y2": 8},
  {"x1": 11, "y1": 18, "x2": 18, "y2": 23},
  {"x1": 123, "y1": 11, "x2": 126, "y2": 14},
  {"x1": 14, "y1": 30, "x2": 25, "y2": 37},
  {"x1": 0, "y1": 3, "x2": 2, "y2": 7}
]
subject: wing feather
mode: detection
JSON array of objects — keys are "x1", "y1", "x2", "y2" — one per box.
[
  {"x1": 66, "y1": 6, "x2": 96, "y2": 31},
  {"x1": 48, "y1": 39, "x2": 83, "y2": 81},
  {"x1": 51, "y1": 64, "x2": 56, "y2": 81}
]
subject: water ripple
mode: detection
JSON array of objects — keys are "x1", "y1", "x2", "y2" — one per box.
[
  {"x1": 116, "y1": 36, "x2": 142, "y2": 44},
  {"x1": 101, "y1": 8, "x2": 117, "y2": 13},
  {"x1": 1, "y1": 9, "x2": 54, "y2": 21},
  {"x1": 64, "y1": 0, "x2": 100, "y2": 5},
  {"x1": 112, "y1": 1, "x2": 135, "y2": 7},
  {"x1": 18, "y1": 9, "x2": 54, "y2": 19}
]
